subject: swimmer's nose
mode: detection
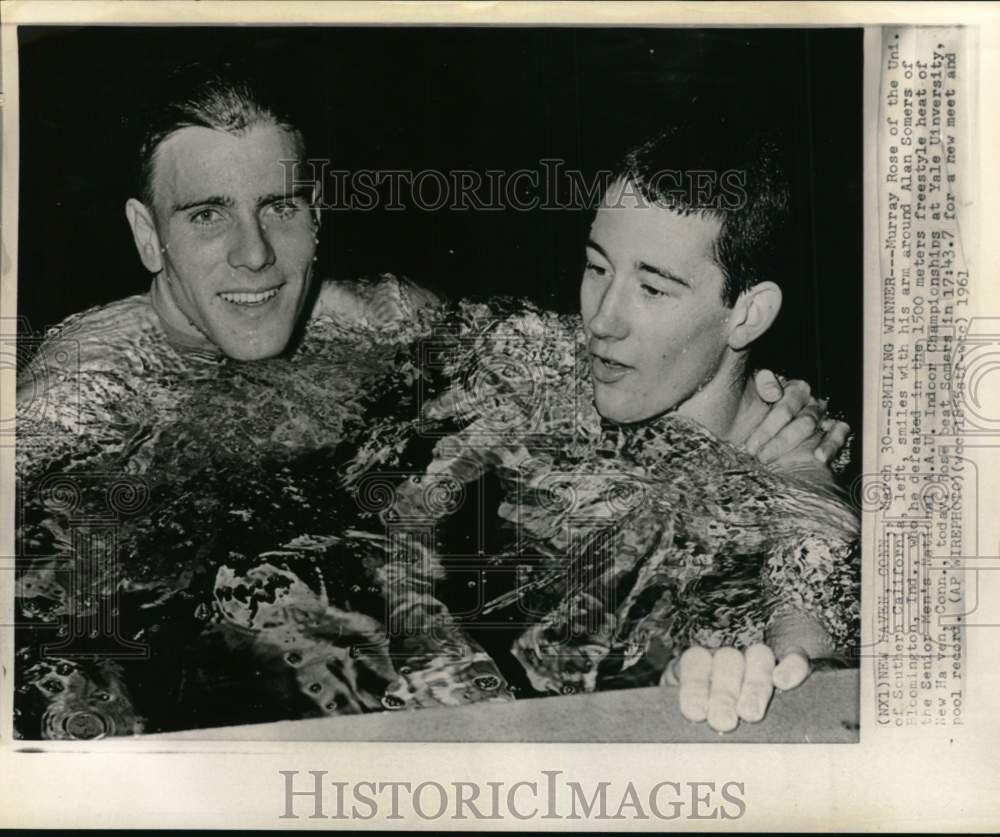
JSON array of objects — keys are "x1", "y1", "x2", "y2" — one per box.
[
  {"x1": 587, "y1": 275, "x2": 629, "y2": 341},
  {"x1": 228, "y1": 215, "x2": 276, "y2": 273}
]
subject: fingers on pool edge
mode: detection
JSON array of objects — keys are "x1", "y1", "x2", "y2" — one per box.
[
  {"x1": 676, "y1": 646, "x2": 713, "y2": 723},
  {"x1": 674, "y1": 646, "x2": 790, "y2": 731},
  {"x1": 706, "y1": 647, "x2": 744, "y2": 733},
  {"x1": 736, "y1": 644, "x2": 776, "y2": 723},
  {"x1": 773, "y1": 649, "x2": 811, "y2": 691}
]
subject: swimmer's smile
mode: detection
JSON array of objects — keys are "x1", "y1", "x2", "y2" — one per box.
[{"x1": 218, "y1": 285, "x2": 283, "y2": 308}]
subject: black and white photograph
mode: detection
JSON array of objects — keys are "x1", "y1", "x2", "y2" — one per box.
[
  {"x1": 11, "y1": 24, "x2": 864, "y2": 744},
  {"x1": 4, "y1": 1, "x2": 1000, "y2": 831}
]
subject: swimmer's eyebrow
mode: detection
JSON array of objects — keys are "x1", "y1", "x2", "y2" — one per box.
[
  {"x1": 256, "y1": 186, "x2": 313, "y2": 208},
  {"x1": 637, "y1": 260, "x2": 691, "y2": 288},
  {"x1": 172, "y1": 187, "x2": 312, "y2": 215},
  {"x1": 587, "y1": 238, "x2": 692, "y2": 289},
  {"x1": 585, "y1": 239, "x2": 610, "y2": 260},
  {"x1": 171, "y1": 195, "x2": 235, "y2": 214}
]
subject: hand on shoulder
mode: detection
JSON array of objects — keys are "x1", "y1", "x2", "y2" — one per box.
[{"x1": 737, "y1": 369, "x2": 853, "y2": 486}]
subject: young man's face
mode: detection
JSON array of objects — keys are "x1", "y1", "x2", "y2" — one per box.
[
  {"x1": 580, "y1": 180, "x2": 734, "y2": 424},
  {"x1": 148, "y1": 123, "x2": 317, "y2": 360}
]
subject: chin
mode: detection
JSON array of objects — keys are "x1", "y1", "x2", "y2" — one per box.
[
  {"x1": 231, "y1": 347, "x2": 283, "y2": 362},
  {"x1": 593, "y1": 392, "x2": 635, "y2": 425},
  {"x1": 220, "y1": 334, "x2": 292, "y2": 362},
  {"x1": 594, "y1": 391, "x2": 679, "y2": 426}
]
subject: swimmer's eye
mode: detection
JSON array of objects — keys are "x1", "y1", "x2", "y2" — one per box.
[
  {"x1": 189, "y1": 208, "x2": 224, "y2": 227},
  {"x1": 641, "y1": 283, "x2": 670, "y2": 298},
  {"x1": 266, "y1": 200, "x2": 303, "y2": 220}
]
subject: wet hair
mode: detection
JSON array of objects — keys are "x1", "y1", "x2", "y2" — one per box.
[
  {"x1": 133, "y1": 61, "x2": 308, "y2": 208},
  {"x1": 611, "y1": 120, "x2": 793, "y2": 306}
]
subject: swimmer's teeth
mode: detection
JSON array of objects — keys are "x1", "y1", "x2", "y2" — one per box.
[{"x1": 220, "y1": 289, "x2": 279, "y2": 305}]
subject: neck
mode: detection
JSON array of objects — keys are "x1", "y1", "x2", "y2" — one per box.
[
  {"x1": 149, "y1": 273, "x2": 221, "y2": 356},
  {"x1": 674, "y1": 349, "x2": 757, "y2": 444}
]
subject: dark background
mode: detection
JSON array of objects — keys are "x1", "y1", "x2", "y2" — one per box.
[{"x1": 17, "y1": 26, "x2": 862, "y2": 444}]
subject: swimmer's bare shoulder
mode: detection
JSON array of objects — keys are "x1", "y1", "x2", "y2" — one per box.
[
  {"x1": 16, "y1": 293, "x2": 193, "y2": 475},
  {"x1": 17, "y1": 292, "x2": 186, "y2": 430},
  {"x1": 20, "y1": 294, "x2": 164, "y2": 383}
]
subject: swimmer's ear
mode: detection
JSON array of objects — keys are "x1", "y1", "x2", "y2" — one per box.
[
  {"x1": 309, "y1": 182, "x2": 322, "y2": 230},
  {"x1": 125, "y1": 199, "x2": 164, "y2": 274},
  {"x1": 727, "y1": 281, "x2": 782, "y2": 351}
]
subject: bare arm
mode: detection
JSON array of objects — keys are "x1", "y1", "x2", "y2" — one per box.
[{"x1": 668, "y1": 533, "x2": 859, "y2": 733}]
